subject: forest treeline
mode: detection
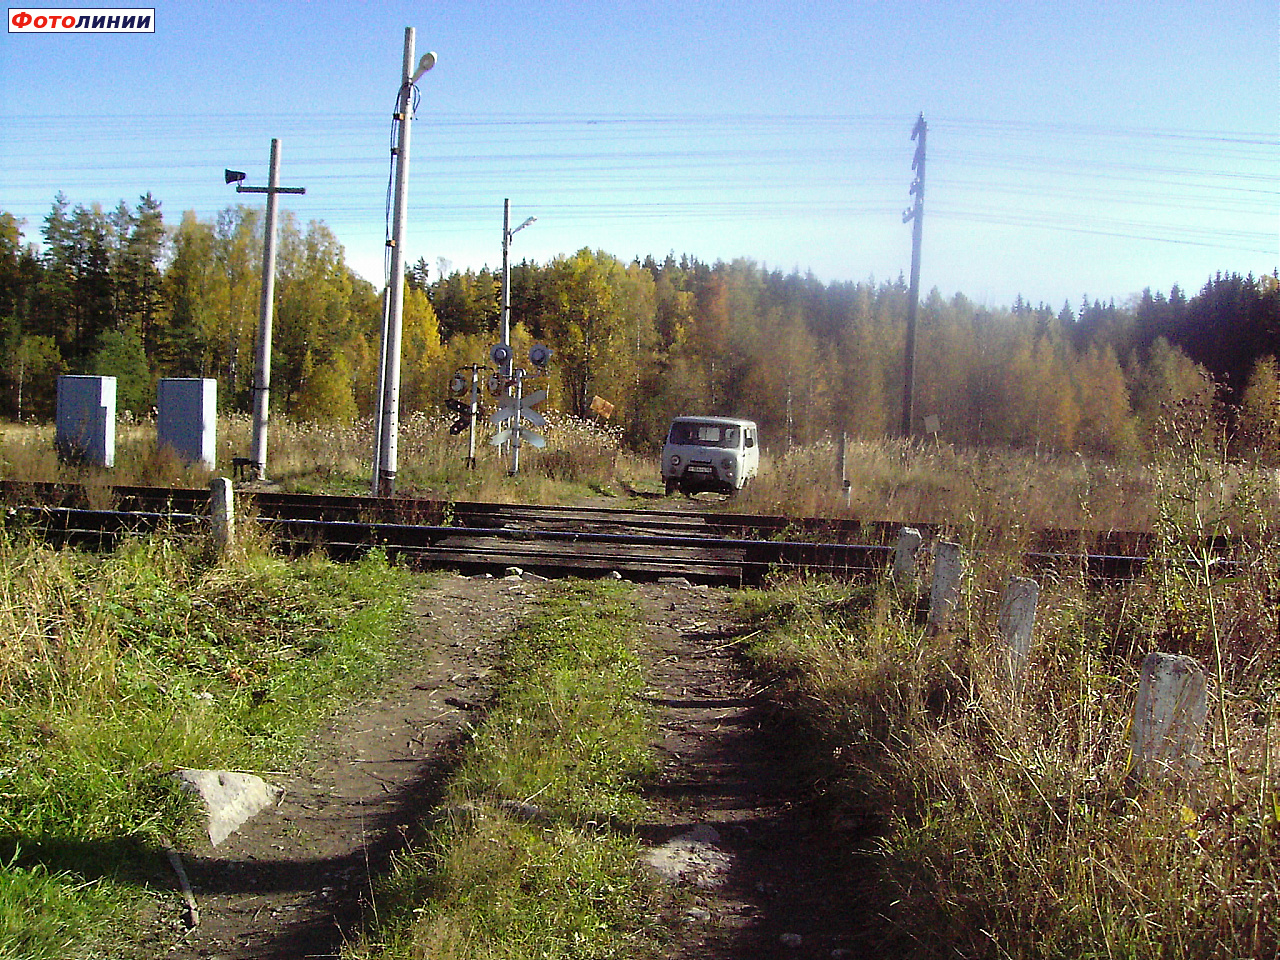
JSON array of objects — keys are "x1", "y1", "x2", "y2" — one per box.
[{"x1": 1, "y1": 194, "x2": 1276, "y2": 461}]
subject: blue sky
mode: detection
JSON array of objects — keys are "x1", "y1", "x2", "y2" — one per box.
[{"x1": 2, "y1": 0, "x2": 1276, "y2": 311}]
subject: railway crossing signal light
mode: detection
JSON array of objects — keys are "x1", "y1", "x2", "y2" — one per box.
[{"x1": 445, "y1": 395, "x2": 477, "y2": 436}]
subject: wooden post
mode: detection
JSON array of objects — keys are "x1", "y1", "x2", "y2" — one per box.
[
  {"x1": 892, "y1": 526, "x2": 923, "y2": 584},
  {"x1": 1130, "y1": 652, "x2": 1208, "y2": 784},
  {"x1": 998, "y1": 577, "x2": 1039, "y2": 686},
  {"x1": 210, "y1": 477, "x2": 234, "y2": 553},
  {"x1": 927, "y1": 540, "x2": 963, "y2": 633}
]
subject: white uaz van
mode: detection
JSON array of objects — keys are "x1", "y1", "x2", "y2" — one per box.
[{"x1": 661, "y1": 416, "x2": 759, "y2": 496}]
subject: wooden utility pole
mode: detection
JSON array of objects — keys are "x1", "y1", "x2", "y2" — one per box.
[{"x1": 900, "y1": 113, "x2": 927, "y2": 438}]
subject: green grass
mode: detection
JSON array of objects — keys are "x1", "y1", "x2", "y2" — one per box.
[
  {"x1": 348, "y1": 580, "x2": 672, "y2": 960},
  {"x1": 0, "y1": 525, "x2": 414, "y2": 958},
  {"x1": 0, "y1": 854, "x2": 123, "y2": 960}
]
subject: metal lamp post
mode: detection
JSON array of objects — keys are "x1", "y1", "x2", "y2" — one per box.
[
  {"x1": 499, "y1": 199, "x2": 536, "y2": 381},
  {"x1": 372, "y1": 28, "x2": 436, "y2": 497}
]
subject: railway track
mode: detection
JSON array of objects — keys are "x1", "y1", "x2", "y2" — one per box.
[{"x1": 0, "y1": 480, "x2": 1197, "y2": 585}]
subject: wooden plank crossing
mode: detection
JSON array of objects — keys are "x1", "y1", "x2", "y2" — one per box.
[{"x1": 0, "y1": 481, "x2": 1221, "y2": 585}]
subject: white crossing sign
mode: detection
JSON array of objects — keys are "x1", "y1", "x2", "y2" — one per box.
[
  {"x1": 495, "y1": 374, "x2": 547, "y2": 476},
  {"x1": 491, "y1": 403, "x2": 545, "y2": 428},
  {"x1": 490, "y1": 387, "x2": 547, "y2": 445},
  {"x1": 490, "y1": 426, "x2": 546, "y2": 448}
]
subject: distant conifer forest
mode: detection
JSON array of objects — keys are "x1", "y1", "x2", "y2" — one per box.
[{"x1": 1, "y1": 196, "x2": 1276, "y2": 460}]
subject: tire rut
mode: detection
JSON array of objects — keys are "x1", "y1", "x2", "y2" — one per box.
[{"x1": 633, "y1": 580, "x2": 890, "y2": 959}]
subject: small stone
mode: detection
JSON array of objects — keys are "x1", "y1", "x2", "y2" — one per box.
[
  {"x1": 780, "y1": 932, "x2": 803, "y2": 948},
  {"x1": 497, "y1": 799, "x2": 550, "y2": 824},
  {"x1": 684, "y1": 907, "x2": 712, "y2": 922},
  {"x1": 642, "y1": 824, "x2": 731, "y2": 889}
]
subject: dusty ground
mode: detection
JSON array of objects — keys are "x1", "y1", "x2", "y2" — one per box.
[{"x1": 152, "y1": 571, "x2": 887, "y2": 959}]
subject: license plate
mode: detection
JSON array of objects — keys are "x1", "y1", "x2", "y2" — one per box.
[{"x1": 687, "y1": 465, "x2": 712, "y2": 473}]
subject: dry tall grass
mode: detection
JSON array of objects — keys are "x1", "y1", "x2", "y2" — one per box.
[
  {"x1": 4, "y1": 415, "x2": 1276, "y2": 535},
  {"x1": 743, "y1": 501, "x2": 1280, "y2": 958},
  {"x1": 738, "y1": 435, "x2": 1279, "y2": 533}
]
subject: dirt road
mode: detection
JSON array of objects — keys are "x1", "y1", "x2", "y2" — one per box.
[{"x1": 154, "y1": 572, "x2": 887, "y2": 959}]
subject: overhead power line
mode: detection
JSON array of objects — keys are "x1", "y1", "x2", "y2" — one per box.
[{"x1": 1, "y1": 110, "x2": 1273, "y2": 270}]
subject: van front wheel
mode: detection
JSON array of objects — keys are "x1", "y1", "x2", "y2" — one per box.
[{"x1": 664, "y1": 479, "x2": 677, "y2": 496}]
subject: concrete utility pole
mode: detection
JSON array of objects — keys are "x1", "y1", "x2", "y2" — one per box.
[
  {"x1": 373, "y1": 27, "x2": 436, "y2": 496},
  {"x1": 901, "y1": 113, "x2": 927, "y2": 439},
  {"x1": 227, "y1": 140, "x2": 305, "y2": 482}
]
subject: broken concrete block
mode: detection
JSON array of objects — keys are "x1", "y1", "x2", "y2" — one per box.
[
  {"x1": 172, "y1": 768, "x2": 282, "y2": 847},
  {"x1": 928, "y1": 541, "x2": 964, "y2": 633},
  {"x1": 1130, "y1": 652, "x2": 1208, "y2": 784}
]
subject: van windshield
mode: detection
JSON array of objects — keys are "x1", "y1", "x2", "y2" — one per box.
[{"x1": 668, "y1": 422, "x2": 739, "y2": 448}]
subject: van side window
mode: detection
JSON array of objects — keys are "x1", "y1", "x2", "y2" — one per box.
[{"x1": 745, "y1": 430, "x2": 755, "y2": 448}]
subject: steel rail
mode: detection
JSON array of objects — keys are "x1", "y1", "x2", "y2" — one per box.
[
  {"x1": 2, "y1": 505, "x2": 859, "y2": 584},
  {"x1": 1, "y1": 502, "x2": 1182, "y2": 586},
  {"x1": 0, "y1": 480, "x2": 1193, "y2": 556}
]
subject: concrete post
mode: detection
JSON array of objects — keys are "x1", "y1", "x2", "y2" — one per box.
[
  {"x1": 250, "y1": 139, "x2": 282, "y2": 482},
  {"x1": 234, "y1": 140, "x2": 305, "y2": 482},
  {"x1": 1130, "y1": 652, "x2": 1208, "y2": 783},
  {"x1": 927, "y1": 540, "x2": 963, "y2": 633},
  {"x1": 838, "y1": 433, "x2": 852, "y2": 506},
  {"x1": 998, "y1": 576, "x2": 1039, "y2": 685},
  {"x1": 501, "y1": 198, "x2": 513, "y2": 382},
  {"x1": 210, "y1": 477, "x2": 234, "y2": 553},
  {"x1": 892, "y1": 526, "x2": 923, "y2": 584}
]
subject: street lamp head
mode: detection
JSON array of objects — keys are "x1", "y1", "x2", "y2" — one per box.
[
  {"x1": 509, "y1": 216, "x2": 537, "y2": 240},
  {"x1": 410, "y1": 51, "x2": 437, "y2": 83},
  {"x1": 224, "y1": 169, "x2": 246, "y2": 185}
]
